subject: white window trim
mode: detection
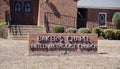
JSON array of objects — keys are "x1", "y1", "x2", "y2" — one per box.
[{"x1": 98, "y1": 12, "x2": 107, "y2": 27}]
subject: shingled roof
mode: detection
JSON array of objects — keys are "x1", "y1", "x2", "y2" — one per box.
[{"x1": 78, "y1": 0, "x2": 120, "y2": 9}]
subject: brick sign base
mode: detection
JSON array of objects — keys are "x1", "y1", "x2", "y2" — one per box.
[{"x1": 28, "y1": 33, "x2": 98, "y2": 55}]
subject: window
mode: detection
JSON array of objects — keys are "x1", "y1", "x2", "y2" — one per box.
[
  {"x1": 24, "y1": 2, "x2": 32, "y2": 13},
  {"x1": 14, "y1": 1, "x2": 22, "y2": 13},
  {"x1": 98, "y1": 13, "x2": 107, "y2": 27}
]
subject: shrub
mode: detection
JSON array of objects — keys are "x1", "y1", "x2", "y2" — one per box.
[
  {"x1": 92, "y1": 27, "x2": 101, "y2": 37},
  {"x1": 104, "y1": 29, "x2": 114, "y2": 39},
  {"x1": 66, "y1": 28, "x2": 76, "y2": 33},
  {"x1": 0, "y1": 22, "x2": 7, "y2": 26},
  {"x1": 100, "y1": 29, "x2": 105, "y2": 38},
  {"x1": 113, "y1": 30, "x2": 120, "y2": 40},
  {"x1": 78, "y1": 28, "x2": 91, "y2": 33},
  {"x1": 112, "y1": 12, "x2": 120, "y2": 29},
  {"x1": 99, "y1": 29, "x2": 120, "y2": 40},
  {"x1": 52, "y1": 25, "x2": 64, "y2": 33}
]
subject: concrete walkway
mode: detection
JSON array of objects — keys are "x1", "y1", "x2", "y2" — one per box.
[{"x1": 0, "y1": 38, "x2": 120, "y2": 69}]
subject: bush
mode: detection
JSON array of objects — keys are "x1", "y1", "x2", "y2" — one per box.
[
  {"x1": 113, "y1": 30, "x2": 120, "y2": 40},
  {"x1": 0, "y1": 30, "x2": 3, "y2": 38},
  {"x1": 99, "y1": 29, "x2": 120, "y2": 40},
  {"x1": 100, "y1": 29, "x2": 105, "y2": 38},
  {"x1": 0, "y1": 22, "x2": 7, "y2": 26},
  {"x1": 52, "y1": 25, "x2": 64, "y2": 33},
  {"x1": 66, "y1": 28, "x2": 76, "y2": 33},
  {"x1": 78, "y1": 28, "x2": 91, "y2": 33},
  {"x1": 92, "y1": 27, "x2": 101, "y2": 37},
  {"x1": 104, "y1": 29, "x2": 114, "y2": 39},
  {"x1": 112, "y1": 12, "x2": 120, "y2": 29}
]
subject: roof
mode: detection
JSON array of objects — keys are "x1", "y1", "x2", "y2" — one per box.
[{"x1": 77, "y1": 0, "x2": 120, "y2": 9}]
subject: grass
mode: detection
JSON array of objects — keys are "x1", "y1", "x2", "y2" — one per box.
[{"x1": 0, "y1": 22, "x2": 7, "y2": 26}]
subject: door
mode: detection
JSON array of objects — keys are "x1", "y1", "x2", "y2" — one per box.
[
  {"x1": 10, "y1": 0, "x2": 39, "y2": 25},
  {"x1": 77, "y1": 8, "x2": 87, "y2": 29}
]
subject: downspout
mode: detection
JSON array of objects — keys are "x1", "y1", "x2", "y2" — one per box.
[{"x1": 37, "y1": 0, "x2": 41, "y2": 26}]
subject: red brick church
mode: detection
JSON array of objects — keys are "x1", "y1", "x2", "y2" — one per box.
[
  {"x1": 1, "y1": 0, "x2": 120, "y2": 39},
  {"x1": 9, "y1": 0, "x2": 77, "y2": 28},
  {"x1": 8, "y1": 0, "x2": 120, "y2": 29}
]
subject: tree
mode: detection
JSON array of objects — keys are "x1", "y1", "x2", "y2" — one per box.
[{"x1": 112, "y1": 12, "x2": 120, "y2": 29}]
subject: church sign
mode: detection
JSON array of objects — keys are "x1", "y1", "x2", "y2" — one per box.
[{"x1": 28, "y1": 33, "x2": 98, "y2": 55}]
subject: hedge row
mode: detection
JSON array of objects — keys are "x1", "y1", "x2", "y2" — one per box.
[
  {"x1": 92, "y1": 27, "x2": 120, "y2": 40},
  {"x1": 52, "y1": 25, "x2": 91, "y2": 34},
  {"x1": 52, "y1": 25, "x2": 120, "y2": 40}
]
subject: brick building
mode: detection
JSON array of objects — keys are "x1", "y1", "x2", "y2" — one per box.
[
  {"x1": 7, "y1": 0, "x2": 120, "y2": 30},
  {"x1": 0, "y1": 0, "x2": 9, "y2": 22},
  {"x1": 77, "y1": 0, "x2": 120, "y2": 29},
  {"x1": 1, "y1": 0, "x2": 119, "y2": 39},
  {"x1": 9, "y1": 0, "x2": 77, "y2": 31}
]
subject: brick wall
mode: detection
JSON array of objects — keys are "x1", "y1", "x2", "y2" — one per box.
[
  {"x1": 9, "y1": 0, "x2": 77, "y2": 27},
  {"x1": 28, "y1": 33, "x2": 98, "y2": 55},
  {"x1": 0, "y1": 0, "x2": 9, "y2": 22},
  {"x1": 86, "y1": 21, "x2": 114, "y2": 30},
  {"x1": 38, "y1": 0, "x2": 77, "y2": 29},
  {"x1": 87, "y1": 9, "x2": 120, "y2": 22},
  {"x1": 86, "y1": 9, "x2": 120, "y2": 29}
]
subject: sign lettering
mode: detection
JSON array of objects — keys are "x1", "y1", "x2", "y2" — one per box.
[{"x1": 28, "y1": 33, "x2": 98, "y2": 55}]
